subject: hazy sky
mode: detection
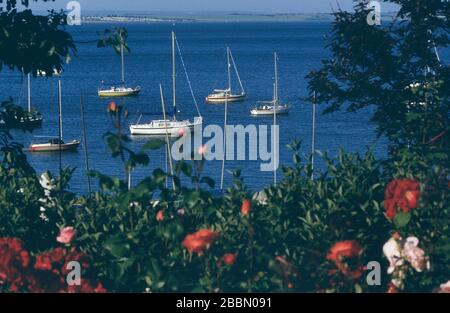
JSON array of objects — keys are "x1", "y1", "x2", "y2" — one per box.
[{"x1": 28, "y1": 0, "x2": 398, "y2": 13}]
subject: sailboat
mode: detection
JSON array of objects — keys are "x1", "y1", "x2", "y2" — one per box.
[
  {"x1": 206, "y1": 47, "x2": 246, "y2": 103},
  {"x1": 30, "y1": 80, "x2": 80, "y2": 152},
  {"x1": 98, "y1": 43, "x2": 141, "y2": 97},
  {"x1": 2, "y1": 73, "x2": 43, "y2": 128},
  {"x1": 251, "y1": 52, "x2": 289, "y2": 116},
  {"x1": 130, "y1": 31, "x2": 202, "y2": 137},
  {"x1": 24, "y1": 73, "x2": 44, "y2": 127}
]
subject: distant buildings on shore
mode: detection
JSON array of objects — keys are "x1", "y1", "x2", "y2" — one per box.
[
  {"x1": 81, "y1": 12, "x2": 398, "y2": 24},
  {"x1": 81, "y1": 13, "x2": 334, "y2": 24}
]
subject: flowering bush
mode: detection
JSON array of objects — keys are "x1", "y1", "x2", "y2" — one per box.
[
  {"x1": 0, "y1": 238, "x2": 105, "y2": 293},
  {"x1": 0, "y1": 1, "x2": 449, "y2": 293},
  {"x1": 384, "y1": 179, "x2": 421, "y2": 221},
  {"x1": 0, "y1": 104, "x2": 449, "y2": 293}
]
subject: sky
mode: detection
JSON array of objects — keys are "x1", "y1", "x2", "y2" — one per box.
[{"x1": 27, "y1": 0, "x2": 398, "y2": 13}]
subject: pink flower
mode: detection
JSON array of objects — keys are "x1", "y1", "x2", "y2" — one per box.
[
  {"x1": 156, "y1": 210, "x2": 164, "y2": 222},
  {"x1": 402, "y1": 237, "x2": 429, "y2": 272},
  {"x1": 197, "y1": 145, "x2": 207, "y2": 155},
  {"x1": 56, "y1": 227, "x2": 77, "y2": 244},
  {"x1": 178, "y1": 127, "x2": 186, "y2": 137}
]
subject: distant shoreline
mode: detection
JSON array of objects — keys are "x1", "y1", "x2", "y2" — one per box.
[
  {"x1": 80, "y1": 13, "x2": 335, "y2": 24},
  {"x1": 80, "y1": 12, "x2": 399, "y2": 24}
]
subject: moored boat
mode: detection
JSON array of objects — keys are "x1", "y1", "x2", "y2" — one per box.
[
  {"x1": 206, "y1": 89, "x2": 246, "y2": 103},
  {"x1": 98, "y1": 85, "x2": 141, "y2": 97},
  {"x1": 29, "y1": 80, "x2": 80, "y2": 153},
  {"x1": 250, "y1": 103, "x2": 289, "y2": 116},
  {"x1": 98, "y1": 43, "x2": 141, "y2": 97},
  {"x1": 130, "y1": 31, "x2": 202, "y2": 137},
  {"x1": 30, "y1": 138, "x2": 80, "y2": 152},
  {"x1": 250, "y1": 52, "x2": 289, "y2": 116},
  {"x1": 130, "y1": 117, "x2": 203, "y2": 137},
  {"x1": 206, "y1": 47, "x2": 246, "y2": 104}
]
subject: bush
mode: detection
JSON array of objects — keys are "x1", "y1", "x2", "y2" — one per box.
[{"x1": 0, "y1": 107, "x2": 448, "y2": 292}]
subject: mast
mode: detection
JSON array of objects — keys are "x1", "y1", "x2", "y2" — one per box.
[
  {"x1": 172, "y1": 31, "x2": 177, "y2": 121},
  {"x1": 227, "y1": 47, "x2": 231, "y2": 93},
  {"x1": 58, "y1": 80, "x2": 63, "y2": 175},
  {"x1": 160, "y1": 83, "x2": 176, "y2": 191},
  {"x1": 311, "y1": 91, "x2": 317, "y2": 180},
  {"x1": 121, "y1": 43, "x2": 125, "y2": 84},
  {"x1": 58, "y1": 80, "x2": 63, "y2": 141},
  {"x1": 221, "y1": 50, "x2": 230, "y2": 189},
  {"x1": 80, "y1": 95, "x2": 92, "y2": 194},
  {"x1": 27, "y1": 73, "x2": 31, "y2": 112},
  {"x1": 220, "y1": 94, "x2": 228, "y2": 190},
  {"x1": 274, "y1": 52, "x2": 278, "y2": 104},
  {"x1": 273, "y1": 76, "x2": 277, "y2": 186}
]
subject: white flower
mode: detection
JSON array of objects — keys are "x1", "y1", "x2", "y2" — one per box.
[
  {"x1": 39, "y1": 212, "x2": 49, "y2": 222},
  {"x1": 404, "y1": 236, "x2": 419, "y2": 248},
  {"x1": 383, "y1": 237, "x2": 403, "y2": 274},
  {"x1": 40, "y1": 172, "x2": 55, "y2": 197}
]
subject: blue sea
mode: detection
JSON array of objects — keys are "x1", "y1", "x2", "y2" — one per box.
[{"x1": 1, "y1": 22, "x2": 389, "y2": 193}]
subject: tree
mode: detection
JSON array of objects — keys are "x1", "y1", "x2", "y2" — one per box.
[
  {"x1": 307, "y1": 0, "x2": 450, "y2": 165},
  {"x1": 0, "y1": 1, "x2": 126, "y2": 133},
  {"x1": 0, "y1": 0, "x2": 76, "y2": 76}
]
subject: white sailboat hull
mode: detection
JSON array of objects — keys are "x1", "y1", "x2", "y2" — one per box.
[
  {"x1": 98, "y1": 86, "x2": 141, "y2": 97},
  {"x1": 206, "y1": 93, "x2": 247, "y2": 103},
  {"x1": 250, "y1": 105, "x2": 290, "y2": 116},
  {"x1": 130, "y1": 117, "x2": 202, "y2": 137}
]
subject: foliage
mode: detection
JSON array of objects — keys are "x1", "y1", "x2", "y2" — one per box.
[
  {"x1": 1, "y1": 117, "x2": 448, "y2": 292},
  {"x1": 97, "y1": 27, "x2": 130, "y2": 54},
  {"x1": 0, "y1": 8, "x2": 76, "y2": 76},
  {"x1": 307, "y1": 0, "x2": 450, "y2": 160},
  {"x1": 0, "y1": 0, "x2": 449, "y2": 294}
]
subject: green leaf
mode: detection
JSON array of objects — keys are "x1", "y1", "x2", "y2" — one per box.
[
  {"x1": 104, "y1": 235, "x2": 131, "y2": 258},
  {"x1": 200, "y1": 176, "x2": 215, "y2": 188},
  {"x1": 179, "y1": 162, "x2": 192, "y2": 177},
  {"x1": 393, "y1": 211, "x2": 411, "y2": 228}
]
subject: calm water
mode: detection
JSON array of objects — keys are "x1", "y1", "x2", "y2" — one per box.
[{"x1": 2, "y1": 22, "x2": 388, "y2": 193}]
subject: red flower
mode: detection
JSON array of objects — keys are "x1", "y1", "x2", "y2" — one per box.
[
  {"x1": 34, "y1": 254, "x2": 52, "y2": 271},
  {"x1": 327, "y1": 240, "x2": 363, "y2": 279},
  {"x1": 0, "y1": 238, "x2": 30, "y2": 289},
  {"x1": 241, "y1": 199, "x2": 251, "y2": 216},
  {"x1": 107, "y1": 101, "x2": 117, "y2": 113},
  {"x1": 182, "y1": 229, "x2": 219, "y2": 255},
  {"x1": 218, "y1": 253, "x2": 236, "y2": 267},
  {"x1": 0, "y1": 238, "x2": 104, "y2": 293},
  {"x1": 327, "y1": 241, "x2": 361, "y2": 262},
  {"x1": 387, "y1": 283, "x2": 399, "y2": 293},
  {"x1": 156, "y1": 210, "x2": 164, "y2": 222},
  {"x1": 384, "y1": 179, "x2": 421, "y2": 220},
  {"x1": 384, "y1": 199, "x2": 397, "y2": 220}
]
